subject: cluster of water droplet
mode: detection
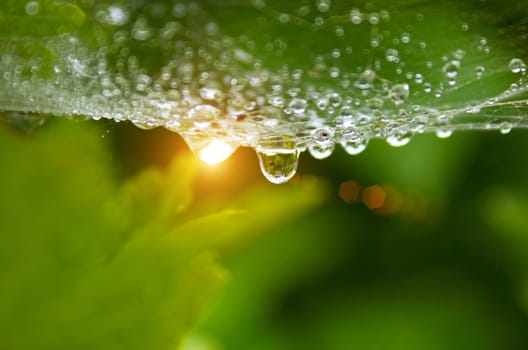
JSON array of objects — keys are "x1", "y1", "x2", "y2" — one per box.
[{"x1": 1, "y1": 0, "x2": 528, "y2": 183}]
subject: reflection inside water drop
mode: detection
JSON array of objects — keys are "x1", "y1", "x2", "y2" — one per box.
[{"x1": 256, "y1": 139, "x2": 300, "y2": 184}]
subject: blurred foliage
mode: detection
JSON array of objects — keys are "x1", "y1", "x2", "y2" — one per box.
[
  {"x1": 0, "y1": 118, "x2": 329, "y2": 350},
  {"x1": 1, "y1": 1, "x2": 528, "y2": 350}
]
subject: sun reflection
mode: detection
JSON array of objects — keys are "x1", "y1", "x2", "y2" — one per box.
[{"x1": 199, "y1": 139, "x2": 237, "y2": 165}]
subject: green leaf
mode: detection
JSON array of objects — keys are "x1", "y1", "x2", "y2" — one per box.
[
  {"x1": 0, "y1": 1, "x2": 86, "y2": 38},
  {"x1": 0, "y1": 118, "x2": 328, "y2": 350}
]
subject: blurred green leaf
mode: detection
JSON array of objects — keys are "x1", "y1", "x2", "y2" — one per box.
[
  {"x1": 0, "y1": 1, "x2": 85, "y2": 38},
  {"x1": 0, "y1": 119, "x2": 328, "y2": 350}
]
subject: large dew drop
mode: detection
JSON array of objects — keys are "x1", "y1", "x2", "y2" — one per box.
[{"x1": 256, "y1": 138, "x2": 300, "y2": 184}]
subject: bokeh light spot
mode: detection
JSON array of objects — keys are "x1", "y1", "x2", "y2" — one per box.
[
  {"x1": 362, "y1": 185, "x2": 386, "y2": 209},
  {"x1": 338, "y1": 180, "x2": 361, "y2": 204}
]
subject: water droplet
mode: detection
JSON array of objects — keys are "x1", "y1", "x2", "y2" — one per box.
[
  {"x1": 316, "y1": 0, "x2": 331, "y2": 13},
  {"x1": 256, "y1": 138, "x2": 300, "y2": 184},
  {"x1": 500, "y1": 122, "x2": 513, "y2": 134},
  {"x1": 424, "y1": 83, "x2": 432, "y2": 93},
  {"x1": 350, "y1": 9, "x2": 363, "y2": 24},
  {"x1": 356, "y1": 69, "x2": 376, "y2": 89},
  {"x1": 106, "y1": 5, "x2": 129, "y2": 25},
  {"x1": 329, "y1": 67, "x2": 340, "y2": 78},
  {"x1": 187, "y1": 104, "x2": 220, "y2": 129},
  {"x1": 442, "y1": 60, "x2": 460, "y2": 78},
  {"x1": 369, "y1": 13, "x2": 380, "y2": 25},
  {"x1": 386, "y1": 127, "x2": 413, "y2": 147},
  {"x1": 340, "y1": 127, "x2": 369, "y2": 155},
  {"x1": 309, "y1": 143, "x2": 335, "y2": 159},
  {"x1": 368, "y1": 97, "x2": 384, "y2": 109},
  {"x1": 389, "y1": 83, "x2": 410, "y2": 105},
  {"x1": 288, "y1": 98, "x2": 308, "y2": 115},
  {"x1": 475, "y1": 65, "x2": 485, "y2": 78},
  {"x1": 385, "y1": 48, "x2": 399, "y2": 63},
  {"x1": 509, "y1": 58, "x2": 526, "y2": 74},
  {"x1": 312, "y1": 127, "x2": 335, "y2": 145},
  {"x1": 25, "y1": 1, "x2": 40, "y2": 16},
  {"x1": 401, "y1": 32, "x2": 411, "y2": 44},
  {"x1": 316, "y1": 97, "x2": 328, "y2": 110},
  {"x1": 436, "y1": 128, "x2": 453, "y2": 139},
  {"x1": 279, "y1": 13, "x2": 290, "y2": 23},
  {"x1": 328, "y1": 92, "x2": 342, "y2": 107},
  {"x1": 132, "y1": 18, "x2": 152, "y2": 41}
]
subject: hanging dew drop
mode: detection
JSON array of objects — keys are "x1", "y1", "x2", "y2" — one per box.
[
  {"x1": 436, "y1": 127, "x2": 453, "y2": 139},
  {"x1": 500, "y1": 122, "x2": 513, "y2": 134},
  {"x1": 256, "y1": 138, "x2": 300, "y2": 184},
  {"x1": 340, "y1": 127, "x2": 369, "y2": 155},
  {"x1": 308, "y1": 144, "x2": 335, "y2": 159},
  {"x1": 386, "y1": 127, "x2": 413, "y2": 147},
  {"x1": 309, "y1": 127, "x2": 335, "y2": 159}
]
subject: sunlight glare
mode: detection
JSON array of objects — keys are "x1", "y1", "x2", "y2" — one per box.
[{"x1": 199, "y1": 139, "x2": 236, "y2": 165}]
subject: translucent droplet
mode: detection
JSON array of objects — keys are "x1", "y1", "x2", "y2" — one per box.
[
  {"x1": 475, "y1": 65, "x2": 485, "y2": 78},
  {"x1": 106, "y1": 5, "x2": 129, "y2": 26},
  {"x1": 328, "y1": 92, "x2": 342, "y2": 108},
  {"x1": 350, "y1": 9, "x2": 363, "y2": 24},
  {"x1": 436, "y1": 128, "x2": 453, "y2": 139},
  {"x1": 340, "y1": 127, "x2": 369, "y2": 155},
  {"x1": 385, "y1": 48, "x2": 399, "y2": 63},
  {"x1": 401, "y1": 32, "x2": 411, "y2": 44},
  {"x1": 356, "y1": 69, "x2": 376, "y2": 89},
  {"x1": 288, "y1": 98, "x2": 307, "y2": 115},
  {"x1": 308, "y1": 143, "x2": 335, "y2": 159},
  {"x1": 389, "y1": 83, "x2": 410, "y2": 105},
  {"x1": 316, "y1": 0, "x2": 331, "y2": 13},
  {"x1": 316, "y1": 98, "x2": 328, "y2": 110},
  {"x1": 256, "y1": 138, "x2": 300, "y2": 184},
  {"x1": 386, "y1": 127, "x2": 413, "y2": 147},
  {"x1": 132, "y1": 18, "x2": 152, "y2": 41},
  {"x1": 369, "y1": 13, "x2": 380, "y2": 25},
  {"x1": 25, "y1": 1, "x2": 40, "y2": 16},
  {"x1": 329, "y1": 67, "x2": 340, "y2": 78},
  {"x1": 312, "y1": 127, "x2": 335, "y2": 145},
  {"x1": 442, "y1": 60, "x2": 460, "y2": 78},
  {"x1": 200, "y1": 87, "x2": 222, "y2": 101},
  {"x1": 500, "y1": 122, "x2": 513, "y2": 134},
  {"x1": 368, "y1": 97, "x2": 384, "y2": 109},
  {"x1": 424, "y1": 83, "x2": 432, "y2": 93},
  {"x1": 509, "y1": 58, "x2": 526, "y2": 74},
  {"x1": 187, "y1": 104, "x2": 220, "y2": 129}
]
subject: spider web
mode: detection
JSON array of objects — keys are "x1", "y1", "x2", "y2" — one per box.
[{"x1": 0, "y1": 0, "x2": 527, "y2": 181}]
